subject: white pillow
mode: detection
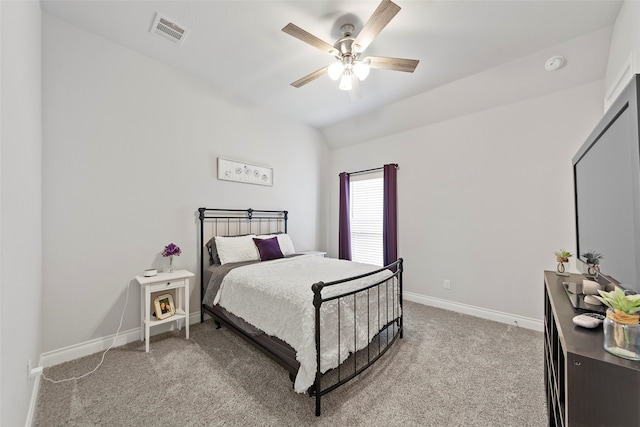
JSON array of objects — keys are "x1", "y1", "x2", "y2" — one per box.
[
  {"x1": 255, "y1": 233, "x2": 296, "y2": 256},
  {"x1": 215, "y1": 235, "x2": 259, "y2": 265}
]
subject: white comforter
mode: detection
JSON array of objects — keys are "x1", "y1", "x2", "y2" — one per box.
[{"x1": 213, "y1": 255, "x2": 399, "y2": 392}]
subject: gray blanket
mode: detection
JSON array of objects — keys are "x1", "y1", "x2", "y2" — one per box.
[{"x1": 202, "y1": 260, "x2": 263, "y2": 336}]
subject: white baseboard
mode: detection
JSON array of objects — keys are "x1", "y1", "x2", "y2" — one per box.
[
  {"x1": 25, "y1": 374, "x2": 41, "y2": 427},
  {"x1": 404, "y1": 292, "x2": 543, "y2": 332},
  {"x1": 40, "y1": 311, "x2": 202, "y2": 368},
  {"x1": 39, "y1": 298, "x2": 542, "y2": 368}
]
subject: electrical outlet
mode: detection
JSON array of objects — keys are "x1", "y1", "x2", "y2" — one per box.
[{"x1": 444, "y1": 279, "x2": 451, "y2": 290}]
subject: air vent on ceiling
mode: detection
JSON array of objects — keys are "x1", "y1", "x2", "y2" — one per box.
[{"x1": 150, "y1": 13, "x2": 189, "y2": 46}]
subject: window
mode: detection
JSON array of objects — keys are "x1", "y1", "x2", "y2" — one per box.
[{"x1": 350, "y1": 173, "x2": 383, "y2": 266}]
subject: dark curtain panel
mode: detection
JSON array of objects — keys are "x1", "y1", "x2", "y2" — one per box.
[
  {"x1": 338, "y1": 172, "x2": 352, "y2": 260},
  {"x1": 383, "y1": 164, "x2": 398, "y2": 268}
]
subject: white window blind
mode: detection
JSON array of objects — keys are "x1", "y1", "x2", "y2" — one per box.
[{"x1": 350, "y1": 175, "x2": 383, "y2": 266}]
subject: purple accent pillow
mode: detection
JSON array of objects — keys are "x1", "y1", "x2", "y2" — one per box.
[{"x1": 253, "y1": 237, "x2": 284, "y2": 261}]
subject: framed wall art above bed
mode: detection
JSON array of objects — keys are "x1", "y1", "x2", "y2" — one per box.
[
  {"x1": 217, "y1": 158, "x2": 273, "y2": 187},
  {"x1": 198, "y1": 207, "x2": 403, "y2": 416}
]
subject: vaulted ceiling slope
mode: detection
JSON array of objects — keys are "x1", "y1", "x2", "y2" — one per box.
[{"x1": 41, "y1": 1, "x2": 622, "y2": 147}]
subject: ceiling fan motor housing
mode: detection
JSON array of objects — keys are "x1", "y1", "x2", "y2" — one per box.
[{"x1": 335, "y1": 24, "x2": 357, "y2": 57}]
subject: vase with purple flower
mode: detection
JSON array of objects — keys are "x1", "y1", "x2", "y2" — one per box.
[{"x1": 162, "y1": 243, "x2": 181, "y2": 272}]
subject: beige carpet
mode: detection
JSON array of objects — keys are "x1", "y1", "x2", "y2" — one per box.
[{"x1": 34, "y1": 301, "x2": 546, "y2": 426}]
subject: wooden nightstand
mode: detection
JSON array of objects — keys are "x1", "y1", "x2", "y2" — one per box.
[{"x1": 135, "y1": 269, "x2": 194, "y2": 352}]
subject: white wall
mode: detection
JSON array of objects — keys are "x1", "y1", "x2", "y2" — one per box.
[
  {"x1": 329, "y1": 80, "x2": 604, "y2": 321},
  {"x1": 0, "y1": 1, "x2": 43, "y2": 426},
  {"x1": 41, "y1": 15, "x2": 329, "y2": 353},
  {"x1": 605, "y1": 0, "x2": 640, "y2": 101}
]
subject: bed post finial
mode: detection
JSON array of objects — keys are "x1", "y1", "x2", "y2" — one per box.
[
  {"x1": 247, "y1": 208, "x2": 253, "y2": 220},
  {"x1": 283, "y1": 210, "x2": 288, "y2": 233},
  {"x1": 312, "y1": 282, "x2": 324, "y2": 307},
  {"x1": 198, "y1": 207, "x2": 205, "y2": 221}
]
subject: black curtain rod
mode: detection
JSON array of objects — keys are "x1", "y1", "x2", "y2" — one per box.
[{"x1": 346, "y1": 164, "x2": 398, "y2": 176}]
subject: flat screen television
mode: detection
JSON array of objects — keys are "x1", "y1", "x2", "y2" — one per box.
[{"x1": 573, "y1": 74, "x2": 640, "y2": 295}]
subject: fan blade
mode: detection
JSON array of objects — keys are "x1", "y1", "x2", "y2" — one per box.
[
  {"x1": 282, "y1": 23, "x2": 339, "y2": 56},
  {"x1": 365, "y1": 56, "x2": 419, "y2": 73},
  {"x1": 290, "y1": 66, "x2": 329, "y2": 88},
  {"x1": 352, "y1": 0, "x2": 401, "y2": 54}
]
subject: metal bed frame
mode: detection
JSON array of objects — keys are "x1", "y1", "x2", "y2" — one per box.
[{"x1": 198, "y1": 207, "x2": 403, "y2": 416}]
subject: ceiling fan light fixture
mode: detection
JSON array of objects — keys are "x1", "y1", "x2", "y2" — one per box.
[
  {"x1": 328, "y1": 62, "x2": 344, "y2": 80},
  {"x1": 339, "y1": 71, "x2": 353, "y2": 91},
  {"x1": 353, "y1": 61, "x2": 370, "y2": 81}
]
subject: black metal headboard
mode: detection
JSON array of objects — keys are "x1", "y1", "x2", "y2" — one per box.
[
  {"x1": 198, "y1": 208, "x2": 287, "y2": 237},
  {"x1": 197, "y1": 208, "x2": 288, "y2": 321}
]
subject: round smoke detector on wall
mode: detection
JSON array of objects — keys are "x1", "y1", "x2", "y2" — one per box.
[{"x1": 545, "y1": 55, "x2": 566, "y2": 71}]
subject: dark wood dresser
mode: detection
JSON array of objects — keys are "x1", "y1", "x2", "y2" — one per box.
[{"x1": 544, "y1": 271, "x2": 640, "y2": 426}]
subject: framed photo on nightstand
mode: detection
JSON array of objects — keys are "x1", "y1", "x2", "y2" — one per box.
[{"x1": 153, "y1": 294, "x2": 175, "y2": 320}]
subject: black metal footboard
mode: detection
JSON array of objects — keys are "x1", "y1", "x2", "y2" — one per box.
[{"x1": 311, "y1": 258, "x2": 403, "y2": 416}]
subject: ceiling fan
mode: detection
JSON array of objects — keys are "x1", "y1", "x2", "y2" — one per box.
[{"x1": 282, "y1": 0, "x2": 419, "y2": 95}]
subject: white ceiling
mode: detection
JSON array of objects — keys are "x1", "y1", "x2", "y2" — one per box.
[{"x1": 41, "y1": 0, "x2": 622, "y2": 137}]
